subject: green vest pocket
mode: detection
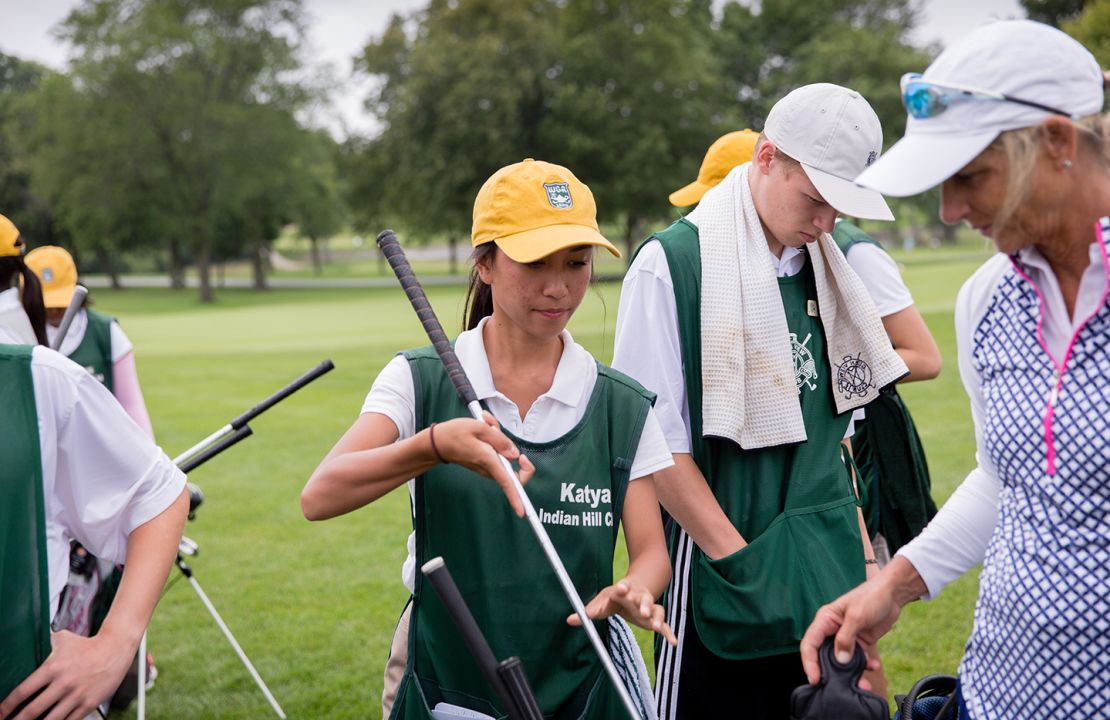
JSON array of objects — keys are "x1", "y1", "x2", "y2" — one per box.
[{"x1": 691, "y1": 498, "x2": 864, "y2": 660}]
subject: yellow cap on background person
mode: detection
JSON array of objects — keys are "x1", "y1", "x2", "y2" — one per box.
[
  {"x1": 669, "y1": 129, "x2": 760, "y2": 207},
  {"x1": 471, "y1": 158, "x2": 621, "y2": 263},
  {"x1": 0, "y1": 214, "x2": 24, "y2": 258},
  {"x1": 25, "y1": 245, "x2": 79, "y2": 309}
]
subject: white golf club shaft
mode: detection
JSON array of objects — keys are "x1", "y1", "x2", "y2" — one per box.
[
  {"x1": 465, "y1": 399, "x2": 642, "y2": 720},
  {"x1": 50, "y1": 285, "x2": 88, "y2": 351},
  {"x1": 172, "y1": 424, "x2": 233, "y2": 466}
]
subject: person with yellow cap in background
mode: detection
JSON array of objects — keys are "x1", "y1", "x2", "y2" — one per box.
[
  {"x1": 303, "y1": 159, "x2": 677, "y2": 720},
  {"x1": 0, "y1": 215, "x2": 188, "y2": 719},
  {"x1": 667, "y1": 129, "x2": 760, "y2": 208},
  {"x1": 26, "y1": 246, "x2": 154, "y2": 437},
  {"x1": 25, "y1": 245, "x2": 162, "y2": 705},
  {"x1": 669, "y1": 131, "x2": 943, "y2": 573},
  {"x1": 0, "y1": 213, "x2": 48, "y2": 346}
]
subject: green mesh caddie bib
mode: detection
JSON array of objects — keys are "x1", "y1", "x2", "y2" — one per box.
[
  {"x1": 644, "y1": 219, "x2": 865, "y2": 660},
  {"x1": 0, "y1": 343, "x2": 51, "y2": 698},
  {"x1": 67, "y1": 309, "x2": 114, "y2": 392},
  {"x1": 390, "y1": 345, "x2": 654, "y2": 720}
]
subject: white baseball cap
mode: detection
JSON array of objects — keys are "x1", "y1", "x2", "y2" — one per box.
[
  {"x1": 763, "y1": 83, "x2": 894, "y2": 221},
  {"x1": 857, "y1": 20, "x2": 1104, "y2": 197}
]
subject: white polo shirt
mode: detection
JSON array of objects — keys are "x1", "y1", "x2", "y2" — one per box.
[
  {"x1": 0, "y1": 287, "x2": 38, "y2": 345},
  {"x1": 0, "y1": 324, "x2": 185, "y2": 618},
  {"x1": 362, "y1": 316, "x2": 674, "y2": 592}
]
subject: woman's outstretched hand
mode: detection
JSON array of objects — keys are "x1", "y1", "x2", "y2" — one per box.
[{"x1": 567, "y1": 578, "x2": 677, "y2": 647}]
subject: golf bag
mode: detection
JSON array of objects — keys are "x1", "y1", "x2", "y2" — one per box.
[
  {"x1": 893, "y1": 675, "x2": 960, "y2": 720},
  {"x1": 53, "y1": 541, "x2": 149, "y2": 712}
]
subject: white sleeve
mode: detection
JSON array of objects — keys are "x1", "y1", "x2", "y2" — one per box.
[
  {"x1": 35, "y1": 347, "x2": 186, "y2": 566},
  {"x1": 109, "y1": 320, "x2": 134, "y2": 363},
  {"x1": 629, "y1": 405, "x2": 675, "y2": 480},
  {"x1": 895, "y1": 259, "x2": 1006, "y2": 599},
  {"x1": 612, "y1": 241, "x2": 692, "y2": 454},
  {"x1": 845, "y1": 243, "x2": 914, "y2": 317},
  {"x1": 360, "y1": 354, "x2": 416, "y2": 439}
]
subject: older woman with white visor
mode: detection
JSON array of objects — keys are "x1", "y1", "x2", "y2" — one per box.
[{"x1": 799, "y1": 19, "x2": 1110, "y2": 720}]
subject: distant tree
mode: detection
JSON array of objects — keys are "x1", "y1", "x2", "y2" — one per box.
[
  {"x1": 353, "y1": 0, "x2": 730, "y2": 261},
  {"x1": 0, "y1": 53, "x2": 64, "y2": 251},
  {"x1": 1065, "y1": 0, "x2": 1110, "y2": 66},
  {"x1": 547, "y1": 0, "x2": 731, "y2": 256},
  {"x1": 354, "y1": 0, "x2": 560, "y2": 272},
  {"x1": 36, "y1": 0, "x2": 320, "y2": 301},
  {"x1": 290, "y1": 129, "x2": 345, "y2": 275},
  {"x1": 714, "y1": 0, "x2": 939, "y2": 241},
  {"x1": 1022, "y1": 0, "x2": 1087, "y2": 26}
]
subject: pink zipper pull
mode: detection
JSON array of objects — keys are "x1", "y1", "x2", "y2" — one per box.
[{"x1": 1045, "y1": 370, "x2": 1061, "y2": 476}]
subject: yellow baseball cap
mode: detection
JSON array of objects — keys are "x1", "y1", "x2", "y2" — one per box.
[
  {"x1": 0, "y1": 214, "x2": 24, "y2": 258},
  {"x1": 25, "y1": 245, "x2": 78, "y2": 309},
  {"x1": 472, "y1": 159, "x2": 620, "y2": 263},
  {"x1": 669, "y1": 129, "x2": 760, "y2": 207}
]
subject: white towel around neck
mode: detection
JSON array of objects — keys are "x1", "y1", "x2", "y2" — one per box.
[{"x1": 686, "y1": 163, "x2": 907, "y2": 450}]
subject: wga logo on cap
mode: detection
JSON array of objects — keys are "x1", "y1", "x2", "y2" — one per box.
[
  {"x1": 544, "y1": 182, "x2": 573, "y2": 209},
  {"x1": 866, "y1": 151, "x2": 877, "y2": 167}
]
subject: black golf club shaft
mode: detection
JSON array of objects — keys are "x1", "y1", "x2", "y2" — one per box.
[
  {"x1": 421, "y1": 558, "x2": 534, "y2": 719},
  {"x1": 230, "y1": 359, "x2": 335, "y2": 430}
]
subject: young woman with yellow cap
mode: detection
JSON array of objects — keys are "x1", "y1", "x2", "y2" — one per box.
[
  {"x1": 303, "y1": 159, "x2": 676, "y2": 720},
  {"x1": 0, "y1": 213, "x2": 48, "y2": 345},
  {"x1": 26, "y1": 245, "x2": 154, "y2": 436}
]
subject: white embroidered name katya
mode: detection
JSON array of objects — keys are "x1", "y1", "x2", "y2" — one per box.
[{"x1": 559, "y1": 482, "x2": 611, "y2": 508}]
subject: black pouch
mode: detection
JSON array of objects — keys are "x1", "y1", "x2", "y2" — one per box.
[{"x1": 790, "y1": 639, "x2": 889, "y2": 720}]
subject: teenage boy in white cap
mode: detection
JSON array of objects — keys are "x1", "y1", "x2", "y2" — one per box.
[{"x1": 613, "y1": 83, "x2": 907, "y2": 718}]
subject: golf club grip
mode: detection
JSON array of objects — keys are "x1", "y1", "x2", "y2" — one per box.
[
  {"x1": 376, "y1": 229, "x2": 478, "y2": 406},
  {"x1": 178, "y1": 424, "x2": 253, "y2": 474},
  {"x1": 497, "y1": 658, "x2": 544, "y2": 720},
  {"x1": 421, "y1": 558, "x2": 520, "y2": 718},
  {"x1": 229, "y1": 359, "x2": 335, "y2": 430}
]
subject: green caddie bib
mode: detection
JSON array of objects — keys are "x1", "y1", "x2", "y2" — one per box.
[
  {"x1": 644, "y1": 219, "x2": 865, "y2": 660},
  {"x1": 0, "y1": 344, "x2": 52, "y2": 698},
  {"x1": 68, "y1": 309, "x2": 115, "y2": 392},
  {"x1": 390, "y1": 346, "x2": 653, "y2": 720}
]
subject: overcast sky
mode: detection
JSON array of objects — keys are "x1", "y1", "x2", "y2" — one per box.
[{"x1": 3, "y1": 0, "x2": 1025, "y2": 137}]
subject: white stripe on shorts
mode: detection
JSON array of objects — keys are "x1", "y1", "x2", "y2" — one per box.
[{"x1": 655, "y1": 530, "x2": 693, "y2": 720}]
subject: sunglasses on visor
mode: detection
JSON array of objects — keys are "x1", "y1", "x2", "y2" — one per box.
[{"x1": 900, "y1": 73, "x2": 1074, "y2": 120}]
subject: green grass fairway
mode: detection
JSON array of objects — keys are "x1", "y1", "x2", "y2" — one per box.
[{"x1": 95, "y1": 246, "x2": 991, "y2": 718}]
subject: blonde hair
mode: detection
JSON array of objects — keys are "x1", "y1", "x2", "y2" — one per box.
[{"x1": 993, "y1": 113, "x2": 1110, "y2": 231}]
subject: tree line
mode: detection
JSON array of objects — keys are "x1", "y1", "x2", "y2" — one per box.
[{"x1": 0, "y1": 0, "x2": 1097, "y2": 301}]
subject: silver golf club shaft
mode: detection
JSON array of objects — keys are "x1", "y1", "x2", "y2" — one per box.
[
  {"x1": 50, "y1": 285, "x2": 88, "y2": 350},
  {"x1": 463, "y1": 400, "x2": 642, "y2": 719}
]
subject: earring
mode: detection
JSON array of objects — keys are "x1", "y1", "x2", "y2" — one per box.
[{"x1": 1061, "y1": 159, "x2": 1073, "y2": 169}]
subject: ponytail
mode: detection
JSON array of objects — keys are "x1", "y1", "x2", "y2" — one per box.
[
  {"x1": 0, "y1": 256, "x2": 48, "y2": 345},
  {"x1": 19, "y1": 263, "x2": 48, "y2": 345},
  {"x1": 463, "y1": 243, "x2": 497, "y2": 331}
]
